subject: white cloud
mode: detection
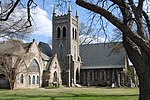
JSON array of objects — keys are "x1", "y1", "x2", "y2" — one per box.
[
  {"x1": 31, "y1": 7, "x2": 52, "y2": 37},
  {"x1": 79, "y1": 35, "x2": 107, "y2": 44},
  {"x1": 143, "y1": 0, "x2": 150, "y2": 15},
  {"x1": 0, "y1": 38, "x2": 5, "y2": 41}
]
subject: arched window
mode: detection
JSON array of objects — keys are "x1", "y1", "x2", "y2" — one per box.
[
  {"x1": 29, "y1": 59, "x2": 39, "y2": 72},
  {"x1": 37, "y1": 76, "x2": 39, "y2": 84},
  {"x1": 32, "y1": 76, "x2": 35, "y2": 84},
  {"x1": 20, "y1": 74, "x2": 24, "y2": 84},
  {"x1": 53, "y1": 71, "x2": 57, "y2": 82},
  {"x1": 72, "y1": 27, "x2": 74, "y2": 39},
  {"x1": 0, "y1": 74, "x2": 7, "y2": 84},
  {"x1": 28, "y1": 75, "x2": 31, "y2": 85},
  {"x1": 63, "y1": 26, "x2": 66, "y2": 37},
  {"x1": 75, "y1": 29, "x2": 77, "y2": 40},
  {"x1": 57, "y1": 27, "x2": 61, "y2": 38}
]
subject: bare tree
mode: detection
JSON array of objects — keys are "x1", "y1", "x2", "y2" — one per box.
[
  {"x1": 0, "y1": 0, "x2": 35, "y2": 40},
  {"x1": 0, "y1": 50, "x2": 35, "y2": 90},
  {"x1": 0, "y1": 40, "x2": 35, "y2": 89},
  {"x1": 79, "y1": 22, "x2": 104, "y2": 45},
  {"x1": 75, "y1": 0, "x2": 150, "y2": 99},
  {"x1": 0, "y1": 53, "x2": 22, "y2": 89},
  {"x1": 0, "y1": 0, "x2": 36, "y2": 24}
]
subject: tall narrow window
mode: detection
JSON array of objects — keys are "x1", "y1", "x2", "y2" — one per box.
[
  {"x1": 59, "y1": 44, "x2": 63, "y2": 60},
  {"x1": 76, "y1": 69, "x2": 79, "y2": 84},
  {"x1": 53, "y1": 71, "x2": 57, "y2": 82},
  {"x1": 57, "y1": 27, "x2": 61, "y2": 38},
  {"x1": 74, "y1": 46, "x2": 76, "y2": 60},
  {"x1": 72, "y1": 28, "x2": 74, "y2": 39},
  {"x1": 32, "y1": 76, "x2": 35, "y2": 84},
  {"x1": 63, "y1": 26, "x2": 66, "y2": 37},
  {"x1": 29, "y1": 75, "x2": 31, "y2": 85},
  {"x1": 20, "y1": 74, "x2": 24, "y2": 83},
  {"x1": 75, "y1": 29, "x2": 77, "y2": 40},
  {"x1": 0, "y1": 74, "x2": 6, "y2": 84},
  {"x1": 37, "y1": 76, "x2": 39, "y2": 84}
]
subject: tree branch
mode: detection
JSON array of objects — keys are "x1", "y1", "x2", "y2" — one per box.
[
  {"x1": 0, "y1": 0, "x2": 20, "y2": 21},
  {"x1": 137, "y1": 0, "x2": 144, "y2": 14},
  {"x1": 142, "y1": 11, "x2": 150, "y2": 35},
  {"x1": 76, "y1": 0, "x2": 150, "y2": 55},
  {"x1": 128, "y1": 0, "x2": 144, "y2": 37}
]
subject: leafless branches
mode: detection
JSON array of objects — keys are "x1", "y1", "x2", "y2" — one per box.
[
  {"x1": 79, "y1": 22, "x2": 98, "y2": 44},
  {"x1": 0, "y1": 0, "x2": 37, "y2": 39},
  {"x1": 0, "y1": 53, "x2": 21, "y2": 89},
  {"x1": 0, "y1": 49, "x2": 35, "y2": 89}
]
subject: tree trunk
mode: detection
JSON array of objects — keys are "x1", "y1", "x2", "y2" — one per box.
[
  {"x1": 139, "y1": 69, "x2": 150, "y2": 100},
  {"x1": 123, "y1": 36, "x2": 150, "y2": 100}
]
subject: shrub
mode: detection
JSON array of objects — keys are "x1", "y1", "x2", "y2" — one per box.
[
  {"x1": 45, "y1": 86, "x2": 59, "y2": 89},
  {"x1": 98, "y1": 82, "x2": 108, "y2": 87}
]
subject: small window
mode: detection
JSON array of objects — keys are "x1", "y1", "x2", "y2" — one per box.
[
  {"x1": 37, "y1": 76, "x2": 39, "y2": 84},
  {"x1": 63, "y1": 26, "x2": 66, "y2": 37},
  {"x1": 20, "y1": 74, "x2": 24, "y2": 84},
  {"x1": 29, "y1": 75, "x2": 31, "y2": 85},
  {"x1": 74, "y1": 46, "x2": 76, "y2": 60},
  {"x1": 72, "y1": 28, "x2": 74, "y2": 39},
  {"x1": 57, "y1": 27, "x2": 61, "y2": 38},
  {"x1": 75, "y1": 29, "x2": 77, "y2": 40},
  {"x1": 54, "y1": 62, "x2": 57, "y2": 69},
  {"x1": 90, "y1": 71, "x2": 93, "y2": 80},
  {"x1": 32, "y1": 76, "x2": 35, "y2": 84}
]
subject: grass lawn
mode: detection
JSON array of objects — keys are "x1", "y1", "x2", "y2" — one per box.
[{"x1": 0, "y1": 87, "x2": 139, "y2": 100}]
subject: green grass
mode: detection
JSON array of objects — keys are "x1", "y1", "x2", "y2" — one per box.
[{"x1": 0, "y1": 87, "x2": 139, "y2": 100}]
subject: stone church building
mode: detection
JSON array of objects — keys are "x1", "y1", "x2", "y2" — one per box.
[{"x1": 0, "y1": 5, "x2": 129, "y2": 89}]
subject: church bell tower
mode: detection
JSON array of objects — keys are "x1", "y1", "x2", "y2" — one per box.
[{"x1": 52, "y1": 3, "x2": 81, "y2": 86}]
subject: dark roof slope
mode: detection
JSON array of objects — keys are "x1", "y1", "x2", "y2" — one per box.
[
  {"x1": 79, "y1": 43, "x2": 125, "y2": 69},
  {"x1": 38, "y1": 42, "x2": 52, "y2": 60}
]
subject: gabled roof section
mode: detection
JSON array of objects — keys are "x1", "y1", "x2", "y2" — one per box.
[
  {"x1": 38, "y1": 42, "x2": 52, "y2": 61},
  {"x1": 80, "y1": 43, "x2": 125, "y2": 69},
  {"x1": 21, "y1": 43, "x2": 32, "y2": 53}
]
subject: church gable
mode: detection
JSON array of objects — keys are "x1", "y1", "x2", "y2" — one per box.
[
  {"x1": 28, "y1": 40, "x2": 40, "y2": 54},
  {"x1": 42, "y1": 54, "x2": 62, "y2": 87},
  {"x1": 49, "y1": 54, "x2": 61, "y2": 85}
]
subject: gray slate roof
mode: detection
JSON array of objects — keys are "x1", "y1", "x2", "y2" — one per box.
[
  {"x1": 79, "y1": 43, "x2": 125, "y2": 69},
  {"x1": 38, "y1": 42, "x2": 52, "y2": 61}
]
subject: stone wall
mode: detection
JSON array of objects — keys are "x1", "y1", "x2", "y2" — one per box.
[{"x1": 80, "y1": 68, "x2": 125, "y2": 87}]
